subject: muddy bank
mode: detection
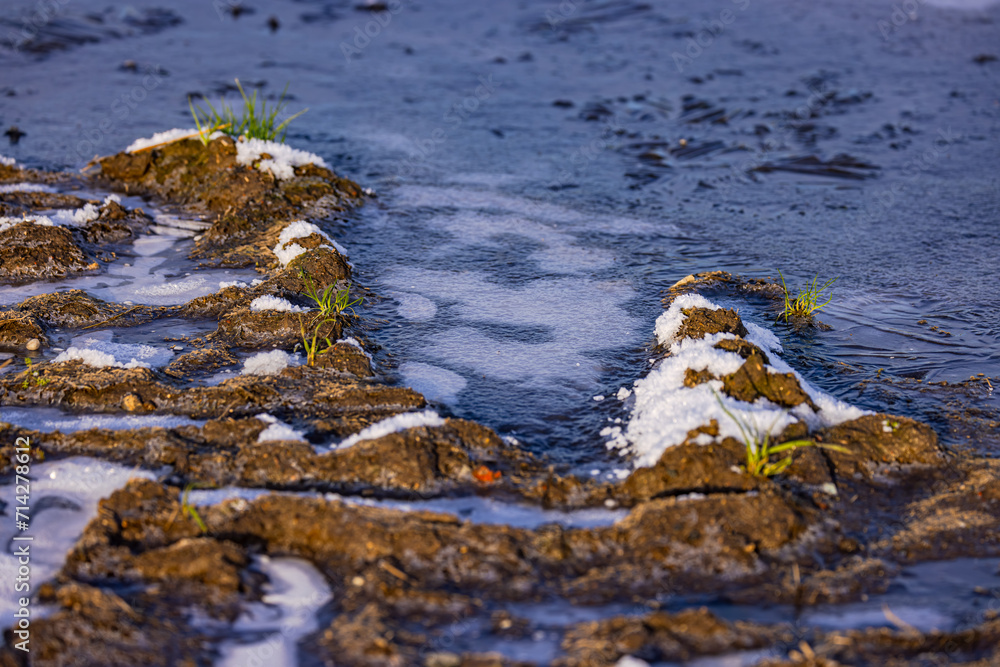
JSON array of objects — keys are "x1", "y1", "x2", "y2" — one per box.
[
  {"x1": 4, "y1": 290, "x2": 999, "y2": 666},
  {"x1": 96, "y1": 136, "x2": 363, "y2": 268},
  {"x1": 5, "y1": 465, "x2": 998, "y2": 666}
]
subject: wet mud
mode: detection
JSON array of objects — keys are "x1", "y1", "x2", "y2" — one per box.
[{"x1": 2, "y1": 156, "x2": 998, "y2": 664}]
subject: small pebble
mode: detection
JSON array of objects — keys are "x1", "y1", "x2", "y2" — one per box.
[{"x1": 25, "y1": 338, "x2": 40, "y2": 351}]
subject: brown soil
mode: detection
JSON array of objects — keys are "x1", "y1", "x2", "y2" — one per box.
[{"x1": 0, "y1": 362, "x2": 424, "y2": 422}]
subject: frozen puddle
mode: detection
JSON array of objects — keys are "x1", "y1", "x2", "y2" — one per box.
[
  {"x1": 348, "y1": 184, "x2": 653, "y2": 450},
  {"x1": 388, "y1": 268, "x2": 637, "y2": 389},
  {"x1": 215, "y1": 557, "x2": 331, "y2": 667},
  {"x1": 0, "y1": 406, "x2": 204, "y2": 433},
  {"x1": 188, "y1": 488, "x2": 627, "y2": 529},
  {"x1": 399, "y1": 362, "x2": 467, "y2": 403},
  {"x1": 0, "y1": 457, "x2": 156, "y2": 619},
  {"x1": 0, "y1": 222, "x2": 258, "y2": 307}
]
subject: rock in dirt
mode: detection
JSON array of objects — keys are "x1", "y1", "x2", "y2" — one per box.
[
  {"x1": 211, "y1": 309, "x2": 342, "y2": 350},
  {"x1": 7, "y1": 290, "x2": 167, "y2": 329},
  {"x1": 722, "y1": 350, "x2": 817, "y2": 410},
  {"x1": 817, "y1": 414, "x2": 943, "y2": 478},
  {"x1": 0, "y1": 313, "x2": 46, "y2": 351}
]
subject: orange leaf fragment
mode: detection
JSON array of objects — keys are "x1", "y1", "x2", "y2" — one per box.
[{"x1": 472, "y1": 465, "x2": 502, "y2": 483}]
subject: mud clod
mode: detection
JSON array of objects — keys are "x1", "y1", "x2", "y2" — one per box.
[
  {"x1": 211, "y1": 309, "x2": 341, "y2": 350},
  {"x1": 722, "y1": 351, "x2": 817, "y2": 410},
  {"x1": 675, "y1": 306, "x2": 748, "y2": 340},
  {"x1": 556, "y1": 607, "x2": 787, "y2": 666},
  {"x1": 818, "y1": 414, "x2": 943, "y2": 477},
  {"x1": 0, "y1": 222, "x2": 92, "y2": 282},
  {"x1": 0, "y1": 313, "x2": 46, "y2": 351}
]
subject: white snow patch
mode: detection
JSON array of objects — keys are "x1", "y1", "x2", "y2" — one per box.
[
  {"x1": 615, "y1": 657, "x2": 651, "y2": 667},
  {"x1": 250, "y1": 295, "x2": 307, "y2": 313},
  {"x1": 272, "y1": 220, "x2": 347, "y2": 267},
  {"x1": 255, "y1": 414, "x2": 307, "y2": 442},
  {"x1": 0, "y1": 155, "x2": 14, "y2": 166},
  {"x1": 235, "y1": 138, "x2": 327, "y2": 180},
  {"x1": 242, "y1": 350, "x2": 295, "y2": 376},
  {"x1": 617, "y1": 386, "x2": 632, "y2": 400},
  {"x1": 399, "y1": 362, "x2": 467, "y2": 403},
  {"x1": 125, "y1": 128, "x2": 223, "y2": 153},
  {"x1": 612, "y1": 297, "x2": 868, "y2": 468},
  {"x1": 219, "y1": 278, "x2": 265, "y2": 290},
  {"x1": 53, "y1": 332, "x2": 173, "y2": 369},
  {"x1": 52, "y1": 202, "x2": 101, "y2": 226},
  {"x1": 4, "y1": 200, "x2": 108, "y2": 230},
  {"x1": 335, "y1": 410, "x2": 446, "y2": 449}
]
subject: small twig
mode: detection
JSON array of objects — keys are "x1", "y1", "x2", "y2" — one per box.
[
  {"x1": 81, "y1": 306, "x2": 142, "y2": 330},
  {"x1": 378, "y1": 560, "x2": 410, "y2": 582},
  {"x1": 882, "y1": 603, "x2": 919, "y2": 634},
  {"x1": 218, "y1": 398, "x2": 242, "y2": 420},
  {"x1": 80, "y1": 156, "x2": 104, "y2": 173}
]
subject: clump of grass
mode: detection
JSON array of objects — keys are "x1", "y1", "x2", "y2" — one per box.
[
  {"x1": 20, "y1": 358, "x2": 49, "y2": 389},
  {"x1": 296, "y1": 270, "x2": 364, "y2": 365},
  {"x1": 299, "y1": 314, "x2": 336, "y2": 366},
  {"x1": 181, "y1": 483, "x2": 208, "y2": 533},
  {"x1": 189, "y1": 78, "x2": 307, "y2": 145},
  {"x1": 777, "y1": 270, "x2": 837, "y2": 323},
  {"x1": 299, "y1": 269, "x2": 362, "y2": 318},
  {"x1": 715, "y1": 393, "x2": 847, "y2": 478}
]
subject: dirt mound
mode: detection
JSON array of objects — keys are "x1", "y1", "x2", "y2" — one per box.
[
  {"x1": 0, "y1": 222, "x2": 94, "y2": 282},
  {"x1": 96, "y1": 136, "x2": 363, "y2": 267}
]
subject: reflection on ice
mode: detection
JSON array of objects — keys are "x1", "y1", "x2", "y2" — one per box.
[
  {"x1": 215, "y1": 557, "x2": 332, "y2": 667},
  {"x1": 0, "y1": 458, "x2": 155, "y2": 619},
  {"x1": 0, "y1": 406, "x2": 204, "y2": 433},
  {"x1": 399, "y1": 361, "x2": 467, "y2": 403},
  {"x1": 385, "y1": 268, "x2": 638, "y2": 388}
]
